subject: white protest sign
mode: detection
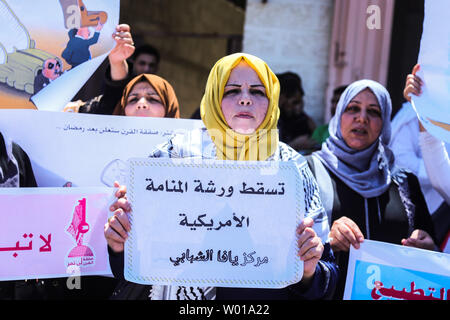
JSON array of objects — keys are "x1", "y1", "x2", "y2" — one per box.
[
  {"x1": 413, "y1": 0, "x2": 450, "y2": 143},
  {"x1": 344, "y1": 240, "x2": 450, "y2": 300},
  {"x1": 125, "y1": 158, "x2": 305, "y2": 288},
  {"x1": 0, "y1": 109, "x2": 204, "y2": 187}
]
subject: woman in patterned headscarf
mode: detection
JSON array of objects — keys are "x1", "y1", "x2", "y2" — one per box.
[
  {"x1": 309, "y1": 79, "x2": 437, "y2": 299},
  {"x1": 0, "y1": 132, "x2": 34, "y2": 299},
  {"x1": 105, "y1": 53, "x2": 338, "y2": 300},
  {"x1": 0, "y1": 132, "x2": 36, "y2": 189},
  {"x1": 0, "y1": 132, "x2": 69, "y2": 300}
]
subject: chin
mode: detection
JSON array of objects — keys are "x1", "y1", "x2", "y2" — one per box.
[
  {"x1": 229, "y1": 119, "x2": 259, "y2": 135},
  {"x1": 349, "y1": 142, "x2": 372, "y2": 151},
  {"x1": 345, "y1": 134, "x2": 377, "y2": 151},
  {"x1": 233, "y1": 127, "x2": 257, "y2": 135}
]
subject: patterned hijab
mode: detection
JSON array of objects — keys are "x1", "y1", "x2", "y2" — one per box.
[
  {"x1": 314, "y1": 80, "x2": 395, "y2": 198},
  {"x1": 114, "y1": 74, "x2": 180, "y2": 118},
  {"x1": 200, "y1": 53, "x2": 280, "y2": 161},
  {"x1": 0, "y1": 132, "x2": 19, "y2": 188}
]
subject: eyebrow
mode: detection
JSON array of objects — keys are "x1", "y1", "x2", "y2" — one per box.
[
  {"x1": 349, "y1": 100, "x2": 380, "y2": 108},
  {"x1": 225, "y1": 84, "x2": 265, "y2": 88},
  {"x1": 129, "y1": 92, "x2": 160, "y2": 97}
]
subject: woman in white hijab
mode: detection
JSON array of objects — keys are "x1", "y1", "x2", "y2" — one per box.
[{"x1": 309, "y1": 79, "x2": 437, "y2": 299}]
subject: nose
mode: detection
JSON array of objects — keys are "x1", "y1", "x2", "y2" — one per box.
[
  {"x1": 136, "y1": 97, "x2": 149, "y2": 109},
  {"x1": 238, "y1": 93, "x2": 252, "y2": 106},
  {"x1": 355, "y1": 109, "x2": 368, "y2": 123},
  {"x1": 239, "y1": 99, "x2": 251, "y2": 106},
  {"x1": 142, "y1": 65, "x2": 151, "y2": 73},
  {"x1": 143, "y1": 63, "x2": 157, "y2": 74}
]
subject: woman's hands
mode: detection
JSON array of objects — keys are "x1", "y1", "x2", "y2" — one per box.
[
  {"x1": 109, "y1": 24, "x2": 135, "y2": 81},
  {"x1": 329, "y1": 216, "x2": 437, "y2": 253},
  {"x1": 401, "y1": 229, "x2": 436, "y2": 251},
  {"x1": 104, "y1": 181, "x2": 131, "y2": 253},
  {"x1": 403, "y1": 64, "x2": 423, "y2": 102},
  {"x1": 297, "y1": 218, "x2": 324, "y2": 283},
  {"x1": 404, "y1": 64, "x2": 427, "y2": 132},
  {"x1": 329, "y1": 216, "x2": 364, "y2": 253}
]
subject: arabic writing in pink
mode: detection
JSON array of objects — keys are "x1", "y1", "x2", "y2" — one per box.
[
  {"x1": 371, "y1": 281, "x2": 450, "y2": 301},
  {"x1": 0, "y1": 233, "x2": 52, "y2": 257}
]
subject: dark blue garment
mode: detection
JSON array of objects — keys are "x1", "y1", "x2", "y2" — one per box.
[{"x1": 62, "y1": 29, "x2": 100, "y2": 68}]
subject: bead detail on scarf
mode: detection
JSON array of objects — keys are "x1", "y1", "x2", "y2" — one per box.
[{"x1": 393, "y1": 169, "x2": 415, "y2": 236}]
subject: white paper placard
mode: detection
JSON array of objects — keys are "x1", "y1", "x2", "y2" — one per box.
[
  {"x1": 124, "y1": 158, "x2": 305, "y2": 288},
  {"x1": 0, "y1": 109, "x2": 204, "y2": 187},
  {"x1": 413, "y1": 0, "x2": 450, "y2": 143}
]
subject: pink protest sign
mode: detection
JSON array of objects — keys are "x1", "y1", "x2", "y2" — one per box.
[{"x1": 0, "y1": 187, "x2": 113, "y2": 280}]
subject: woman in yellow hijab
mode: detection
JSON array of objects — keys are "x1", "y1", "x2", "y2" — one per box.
[
  {"x1": 105, "y1": 53, "x2": 338, "y2": 300},
  {"x1": 200, "y1": 53, "x2": 280, "y2": 161}
]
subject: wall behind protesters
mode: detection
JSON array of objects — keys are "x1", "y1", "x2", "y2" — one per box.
[
  {"x1": 242, "y1": 0, "x2": 334, "y2": 126},
  {"x1": 119, "y1": 0, "x2": 245, "y2": 119}
]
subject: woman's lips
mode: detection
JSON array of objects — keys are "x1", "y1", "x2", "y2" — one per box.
[
  {"x1": 351, "y1": 127, "x2": 368, "y2": 136},
  {"x1": 235, "y1": 112, "x2": 254, "y2": 119}
]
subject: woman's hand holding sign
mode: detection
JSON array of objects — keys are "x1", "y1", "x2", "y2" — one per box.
[{"x1": 104, "y1": 181, "x2": 131, "y2": 253}]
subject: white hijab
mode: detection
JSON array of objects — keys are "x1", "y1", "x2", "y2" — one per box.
[{"x1": 314, "y1": 80, "x2": 395, "y2": 198}]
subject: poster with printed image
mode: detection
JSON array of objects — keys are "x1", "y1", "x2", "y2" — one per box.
[
  {"x1": 344, "y1": 240, "x2": 450, "y2": 300},
  {"x1": 0, "y1": 0, "x2": 119, "y2": 111}
]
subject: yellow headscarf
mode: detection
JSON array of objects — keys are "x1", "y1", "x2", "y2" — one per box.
[{"x1": 200, "y1": 53, "x2": 280, "y2": 161}]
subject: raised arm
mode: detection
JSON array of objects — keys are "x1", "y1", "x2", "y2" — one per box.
[
  {"x1": 403, "y1": 64, "x2": 450, "y2": 205},
  {"x1": 109, "y1": 24, "x2": 135, "y2": 81}
]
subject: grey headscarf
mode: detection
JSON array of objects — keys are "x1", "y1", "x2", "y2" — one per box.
[{"x1": 314, "y1": 79, "x2": 395, "y2": 198}]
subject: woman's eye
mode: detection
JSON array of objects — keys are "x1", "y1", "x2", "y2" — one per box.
[
  {"x1": 345, "y1": 105, "x2": 359, "y2": 113},
  {"x1": 224, "y1": 89, "x2": 239, "y2": 96},
  {"x1": 368, "y1": 109, "x2": 382, "y2": 117},
  {"x1": 250, "y1": 89, "x2": 265, "y2": 96},
  {"x1": 149, "y1": 98, "x2": 162, "y2": 104}
]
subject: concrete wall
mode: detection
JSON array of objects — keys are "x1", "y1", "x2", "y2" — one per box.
[
  {"x1": 242, "y1": 0, "x2": 334, "y2": 125},
  {"x1": 120, "y1": 0, "x2": 245, "y2": 118}
]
